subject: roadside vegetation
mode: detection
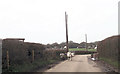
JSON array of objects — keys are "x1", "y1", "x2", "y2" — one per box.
[
  {"x1": 2, "y1": 39, "x2": 66, "y2": 72},
  {"x1": 97, "y1": 35, "x2": 120, "y2": 71},
  {"x1": 69, "y1": 48, "x2": 97, "y2": 55},
  {"x1": 3, "y1": 59, "x2": 59, "y2": 72},
  {"x1": 69, "y1": 48, "x2": 96, "y2": 52},
  {"x1": 3, "y1": 49, "x2": 66, "y2": 72},
  {"x1": 99, "y1": 57, "x2": 119, "y2": 69}
]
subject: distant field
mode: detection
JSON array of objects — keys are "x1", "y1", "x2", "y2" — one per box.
[{"x1": 69, "y1": 48, "x2": 96, "y2": 52}]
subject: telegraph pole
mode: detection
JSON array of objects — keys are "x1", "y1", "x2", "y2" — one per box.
[
  {"x1": 65, "y1": 12, "x2": 69, "y2": 52},
  {"x1": 85, "y1": 34, "x2": 88, "y2": 51}
]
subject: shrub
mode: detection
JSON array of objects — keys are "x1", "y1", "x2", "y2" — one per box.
[{"x1": 97, "y1": 35, "x2": 119, "y2": 68}]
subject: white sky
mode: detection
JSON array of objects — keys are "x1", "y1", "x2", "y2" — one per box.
[{"x1": 0, "y1": 0, "x2": 119, "y2": 44}]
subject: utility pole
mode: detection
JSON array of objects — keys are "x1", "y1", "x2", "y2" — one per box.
[
  {"x1": 85, "y1": 34, "x2": 88, "y2": 51},
  {"x1": 65, "y1": 12, "x2": 69, "y2": 52}
]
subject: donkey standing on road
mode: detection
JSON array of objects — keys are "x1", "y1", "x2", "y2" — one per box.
[{"x1": 67, "y1": 52, "x2": 72, "y2": 61}]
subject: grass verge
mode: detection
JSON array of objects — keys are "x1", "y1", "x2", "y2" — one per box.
[
  {"x1": 99, "y1": 57, "x2": 119, "y2": 69},
  {"x1": 2, "y1": 59, "x2": 59, "y2": 72},
  {"x1": 69, "y1": 48, "x2": 96, "y2": 52}
]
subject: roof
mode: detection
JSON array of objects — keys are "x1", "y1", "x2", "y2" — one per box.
[{"x1": 3, "y1": 38, "x2": 25, "y2": 41}]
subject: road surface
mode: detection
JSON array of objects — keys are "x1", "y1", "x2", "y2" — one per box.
[{"x1": 44, "y1": 54, "x2": 103, "y2": 72}]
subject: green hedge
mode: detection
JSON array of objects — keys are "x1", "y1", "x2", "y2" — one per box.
[
  {"x1": 2, "y1": 39, "x2": 67, "y2": 72},
  {"x1": 2, "y1": 39, "x2": 45, "y2": 71},
  {"x1": 97, "y1": 35, "x2": 119, "y2": 69}
]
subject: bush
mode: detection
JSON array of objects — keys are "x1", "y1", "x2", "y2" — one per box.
[
  {"x1": 43, "y1": 49, "x2": 67, "y2": 61},
  {"x1": 2, "y1": 39, "x2": 66, "y2": 72},
  {"x1": 74, "y1": 50, "x2": 96, "y2": 55},
  {"x1": 2, "y1": 39, "x2": 45, "y2": 70},
  {"x1": 97, "y1": 35, "x2": 119, "y2": 68}
]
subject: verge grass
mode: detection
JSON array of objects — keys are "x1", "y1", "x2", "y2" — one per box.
[
  {"x1": 69, "y1": 48, "x2": 96, "y2": 52},
  {"x1": 99, "y1": 57, "x2": 119, "y2": 68},
  {"x1": 3, "y1": 59, "x2": 58, "y2": 72}
]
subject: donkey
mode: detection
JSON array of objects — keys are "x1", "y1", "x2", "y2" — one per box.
[{"x1": 67, "y1": 52, "x2": 72, "y2": 61}]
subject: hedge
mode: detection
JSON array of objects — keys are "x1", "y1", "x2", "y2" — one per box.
[{"x1": 97, "y1": 35, "x2": 120, "y2": 68}]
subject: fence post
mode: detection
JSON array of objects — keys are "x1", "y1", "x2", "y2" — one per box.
[
  {"x1": 6, "y1": 50, "x2": 9, "y2": 69},
  {"x1": 32, "y1": 49, "x2": 34, "y2": 62}
]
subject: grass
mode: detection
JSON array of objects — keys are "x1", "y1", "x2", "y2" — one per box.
[
  {"x1": 3, "y1": 59, "x2": 58, "y2": 72},
  {"x1": 69, "y1": 48, "x2": 96, "y2": 52},
  {"x1": 99, "y1": 57, "x2": 119, "y2": 68},
  {"x1": 3, "y1": 50, "x2": 66, "y2": 72}
]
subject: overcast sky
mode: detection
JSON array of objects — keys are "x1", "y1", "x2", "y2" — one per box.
[{"x1": 0, "y1": 0, "x2": 119, "y2": 44}]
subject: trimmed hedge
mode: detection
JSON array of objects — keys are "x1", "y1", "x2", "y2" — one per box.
[
  {"x1": 2, "y1": 39, "x2": 67, "y2": 72},
  {"x1": 97, "y1": 35, "x2": 120, "y2": 68},
  {"x1": 74, "y1": 51, "x2": 97, "y2": 55},
  {"x1": 2, "y1": 39, "x2": 45, "y2": 70},
  {"x1": 43, "y1": 49, "x2": 67, "y2": 61}
]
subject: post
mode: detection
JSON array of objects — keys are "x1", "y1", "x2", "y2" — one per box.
[
  {"x1": 65, "y1": 12, "x2": 69, "y2": 52},
  {"x1": 85, "y1": 34, "x2": 88, "y2": 51},
  {"x1": 6, "y1": 50, "x2": 9, "y2": 69},
  {"x1": 32, "y1": 49, "x2": 34, "y2": 62}
]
